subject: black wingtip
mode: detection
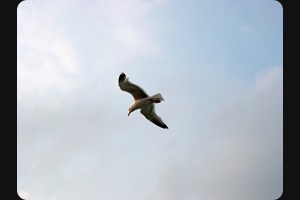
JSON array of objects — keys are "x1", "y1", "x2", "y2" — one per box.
[
  {"x1": 119, "y1": 72, "x2": 126, "y2": 82},
  {"x1": 162, "y1": 124, "x2": 169, "y2": 129}
]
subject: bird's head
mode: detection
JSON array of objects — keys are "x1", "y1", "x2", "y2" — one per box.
[
  {"x1": 128, "y1": 107, "x2": 136, "y2": 116},
  {"x1": 128, "y1": 108, "x2": 133, "y2": 116}
]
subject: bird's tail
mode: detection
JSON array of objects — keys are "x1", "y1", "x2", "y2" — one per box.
[{"x1": 151, "y1": 93, "x2": 164, "y2": 103}]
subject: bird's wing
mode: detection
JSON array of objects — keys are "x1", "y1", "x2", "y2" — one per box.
[
  {"x1": 118, "y1": 73, "x2": 149, "y2": 100},
  {"x1": 140, "y1": 104, "x2": 168, "y2": 129}
]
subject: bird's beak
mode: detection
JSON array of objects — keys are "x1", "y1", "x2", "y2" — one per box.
[{"x1": 128, "y1": 111, "x2": 131, "y2": 116}]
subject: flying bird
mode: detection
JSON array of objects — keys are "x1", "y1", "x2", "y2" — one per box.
[{"x1": 118, "y1": 72, "x2": 168, "y2": 129}]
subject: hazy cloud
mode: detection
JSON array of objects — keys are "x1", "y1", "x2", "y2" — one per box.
[
  {"x1": 17, "y1": 1, "x2": 282, "y2": 200},
  {"x1": 150, "y1": 66, "x2": 283, "y2": 200},
  {"x1": 17, "y1": 5, "x2": 81, "y2": 99}
]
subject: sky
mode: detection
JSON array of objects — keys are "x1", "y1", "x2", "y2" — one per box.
[{"x1": 17, "y1": 0, "x2": 283, "y2": 200}]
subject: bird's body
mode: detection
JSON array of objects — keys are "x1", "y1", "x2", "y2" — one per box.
[
  {"x1": 129, "y1": 93, "x2": 164, "y2": 111},
  {"x1": 118, "y1": 73, "x2": 168, "y2": 129}
]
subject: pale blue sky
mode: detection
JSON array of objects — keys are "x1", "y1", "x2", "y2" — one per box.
[{"x1": 17, "y1": 0, "x2": 283, "y2": 200}]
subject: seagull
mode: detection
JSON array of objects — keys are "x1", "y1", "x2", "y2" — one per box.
[{"x1": 118, "y1": 72, "x2": 168, "y2": 129}]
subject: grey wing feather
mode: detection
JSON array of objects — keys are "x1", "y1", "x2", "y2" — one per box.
[
  {"x1": 140, "y1": 104, "x2": 168, "y2": 129},
  {"x1": 118, "y1": 73, "x2": 148, "y2": 100}
]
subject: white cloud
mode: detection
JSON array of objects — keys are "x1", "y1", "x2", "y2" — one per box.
[
  {"x1": 17, "y1": 2, "x2": 81, "y2": 99},
  {"x1": 17, "y1": 190, "x2": 59, "y2": 200},
  {"x1": 206, "y1": 66, "x2": 283, "y2": 199},
  {"x1": 99, "y1": 0, "x2": 167, "y2": 56},
  {"x1": 17, "y1": 0, "x2": 168, "y2": 101},
  {"x1": 255, "y1": 66, "x2": 283, "y2": 90},
  {"x1": 148, "y1": 66, "x2": 283, "y2": 200},
  {"x1": 18, "y1": 190, "x2": 30, "y2": 199}
]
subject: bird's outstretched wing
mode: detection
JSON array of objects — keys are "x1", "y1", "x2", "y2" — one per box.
[
  {"x1": 140, "y1": 104, "x2": 168, "y2": 129},
  {"x1": 118, "y1": 73, "x2": 148, "y2": 100}
]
